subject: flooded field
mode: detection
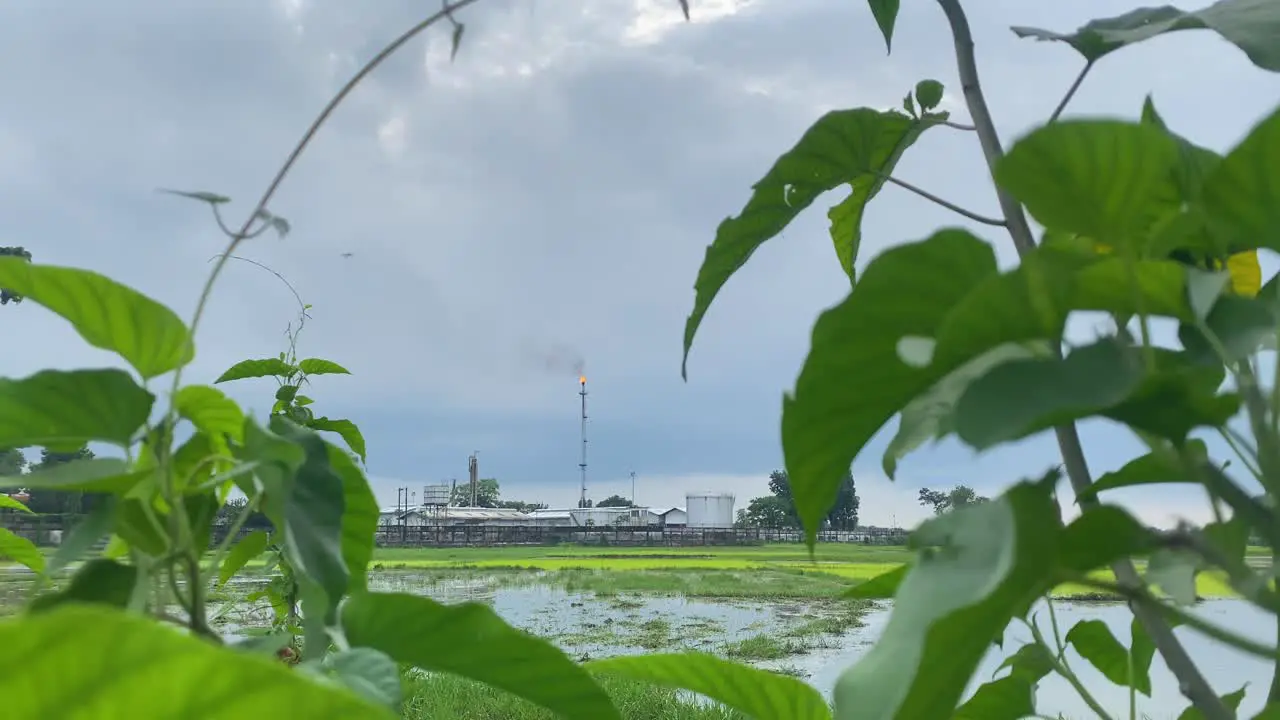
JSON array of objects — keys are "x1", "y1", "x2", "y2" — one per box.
[{"x1": 3, "y1": 550, "x2": 1274, "y2": 719}]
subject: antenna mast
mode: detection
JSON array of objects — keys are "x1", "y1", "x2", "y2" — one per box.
[{"x1": 579, "y1": 375, "x2": 588, "y2": 508}]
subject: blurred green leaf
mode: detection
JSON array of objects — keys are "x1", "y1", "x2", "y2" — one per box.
[
  {"x1": 683, "y1": 108, "x2": 947, "y2": 378},
  {"x1": 162, "y1": 188, "x2": 231, "y2": 205},
  {"x1": 843, "y1": 565, "x2": 906, "y2": 599},
  {"x1": 1059, "y1": 505, "x2": 1159, "y2": 573},
  {"x1": 993, "y1": 643, "x2": 1054, "y2": 684},
  {"x1": 1079, "y1": 443, "x2": 1205, "y2": 500},
  {"x1": 782, "y1": 229, "x2": 997, "y2": 541},
  {"x1": 0, "y1": 528, "x2": 44, "y2": 573},
  {"x1": 297, "y1": 359, "x2": 351, "y2": 376},
  {"x1": 45, "y1": 499, "x2": 118, "y2": 577},
  {"x1": 1147, "y1": 549, "x2": 1200, "y2": 605},
  {"x1": 343, "y1": 592, "x2": 618, "y2": 720},
  {"x1": 0, "y1": 603, "x2": 394, "y2": 718},
  {"x1": 995, "y1": 120, "x2": 1179, "y2": 246},
  {"x1": 318, "y1": 648, "x2": 401, "y2": 709},
  {"x1": 0, "y1": 260, "x2": 194, "y2": 379},
  {"x1": 175, "y1": 385, "x2": 245, "y2": 444},
  {"x1": 0, "y1": 369, "x2": 154, "y2": 450},
  {"x1": 588, "y1": 652, "x2": 830, "y2": 720},
  {"x1": 0, "y1": 458, "x2": 148, "y2": 494},
  {"x1": 952, "y1": 676, "x2": 1034, "y2": 720},
  {"x1": 324, "y1": 443, "x2": 378, "y2": 592},
  {"x1": 1177, "y1": 685, "x2": 1249, "y2": 719},
  {"x1": 832, "y1": 476, "x2": 1062, "y2": 720},
  {"x1": 30, "y1": 558, "x2": 138, "y2": 613},
  {"x1": 114, "y1": 498, "x2": 169, "y2": 555},
  {"x1": 1011, "y1": 1, "x2": 1280, "y2": 71},
  {"x1": 1204, "y1": 105, "x2": 1280, "y2": 255},
  {"x1": 219, "y1": 530, "x2": 271, "y2": 585},
  {"x1": 214, "y1": 358, "x2": 297, "y2": 384},
  {"x1": 275, "y1": 385, "x2": 299, "y2": 404},
  {"x1": 1065, "y1": 619, "x2": 1152, "y2": 695}
]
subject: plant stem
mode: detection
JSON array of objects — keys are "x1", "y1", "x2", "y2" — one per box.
[
  {"x1": 1031, "y1": 615, "x2": 1115, "y2": 720},
  {"x1": 932, "y1": 1, "x2": 1230, "y2": 717},
  {"x1": 1049, "y1": 61, "x2": 1094, "y2": 124},
  {"x1": 877, "y1": 173, "x2": 1006, "y2": 226}
]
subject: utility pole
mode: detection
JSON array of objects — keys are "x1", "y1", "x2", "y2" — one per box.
[
  {"x1": 579, "y1": 375, "x2": 588, "y2": 508},
  {"x1": 630, "y1": 471, "x2": 637, "y2": 506},
  {"x1": 468, "y1": 452, "x2": 479, "y2": 507}
]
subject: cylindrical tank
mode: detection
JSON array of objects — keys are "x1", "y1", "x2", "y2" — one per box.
[
  {"x1": 422, "y1": 484, "x2": 452, "y2": 506},
  {"x1": 685, "y1": 492, "x2": 735, "y2": 528}
]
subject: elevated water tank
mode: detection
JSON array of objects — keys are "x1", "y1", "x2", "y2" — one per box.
[
  {"x1": 422, "y1": 484, "x2": 452, "y2": 506},
  {"x1": 685, "y1": 492, "x2": 735, "y2": 528}
]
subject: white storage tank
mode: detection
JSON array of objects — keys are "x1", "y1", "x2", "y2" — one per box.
[
  {"x1": 685, "y1": 492, "x2": 735, "y2": 528},
  {"x1": 422, "y1": 484, "x2": 451, "y2": 506}
]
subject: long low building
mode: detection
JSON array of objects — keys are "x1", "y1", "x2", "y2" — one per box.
[{"x1": 378, "y1": 506, "x2": 530, "y2": 528}]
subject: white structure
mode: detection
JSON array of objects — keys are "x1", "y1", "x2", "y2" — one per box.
[
  {"x1": 527, "y1": 508, "x2": 574, "y2": 528},
  {"x1": 571, "y1": 507, "x2": 651, "y2": 527},
  {"x1": 685, "y1": 493, "x2": 734, "y2": 528},
  {"x1": 379, "y1": 506, "x2": 528, "y2": 528},
  {"x1": 654, "y1": 507, "x2": 687, "y2": 528},
  {"x1": 422, "y1": 484, "x2": 451, "y2": 506}
]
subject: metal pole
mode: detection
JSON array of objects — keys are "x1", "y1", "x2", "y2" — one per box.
[
  {"x1": 630, "y1": 471, "x2": 636, "y2": 506},
  {"x1": 579, "y1": 376, "x2": 588, "y2": 508}
]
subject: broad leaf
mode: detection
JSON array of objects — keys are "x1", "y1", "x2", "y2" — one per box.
[
  {"x1": 884, "y1": 342, "x2": 1046, "y2": 475},
  {"x1": 588, "y1": 652, "x2": 830, "y2": 720},
  {"x1": 0, "y1": 260, "x2": 193, "y2": 379},
  {"x1": 953, "y1": 676, "x2": 1035, "y2": 720},
  {"x1": 0, "y1": 458, "x2": 149, "y2": 494},
  {"x1": 1059, "y1": 505, "x2": 1159, "y2": 573},
  {"x1": 682, "y1": 108, "x2": 947, "y2": 378},
  {"x1": 1203, "y1": 105, "x2": 1280, "y2": 255},
  {"x1": 1011, "y1": 0, "x2": 1280, "y2": 71},
  {"x1": 46, "y1": 498, "x2": 118, "y2": 576},
  {"x1": 0, "y1": 369, "x2": 154, "y2": 449},
  {"x1": 1147, "y1": 549, "x2": 1201, "y2": 605},
  {"x1": 343, "y1": 591, "x2": 619, "y2": 720},
  {"x1": 781, "y1": 229, "x2": 997, "y2": 540},
  {"x1": 325, "y1": 444, "x2": 378, "y2": 592},
  {"x1": 866, "y1": 0, "x2": 900, "y2": 53},
  {"x1": 1065, "y1": 619, "x2": 1153, "y2": 695},
  {"x1": 1129, "y1": 618, "x2": 1159, "y2": 696},
  {"x1": 994, "y1": 644, "x2": 1054, "y2": 684},
  {"x1": 214, "y1": 358, "x2": 297, "y2": 384},
  {"x1": 162, "y1": 188, "x2": 231, "y2": 204},
  {"x1": 275, "y1": 385, "x2": 299, "y2": 404},
  {"x1": 0, "y1": 604, "x2": 393, "y2": 718},
  {"x1": 0, "y1": 528, "x2": 44, "y2": 573},
  {"x1": 297, "y1": 358, "x2": 351, "y2": 376},
  {"x1": 843, "y1": 565, "x2": 907, "y2": 599},
  {"x1": 318, "y1": 648, "x2": 402, "y2": 709},
  {"x1": 1079, "y1": 442, "x2": 1205, "y2": 500},
  {"x1": 1177, "y1": 686, "x2": 1249, "y2": 720},
  {"x1": 833, "y1": 476, "x2": 1062, "y2": 720},
  {"x1": 826, "y1": 111, "x2": 947, "y2": 281},
  {"x1": 174, "y1": 385, "x2": 245, "y2": 444},
  {"x1": 0, "y1": 495, "x2": 30, "y2": 512},
  {"x1": 307, "y1": 418, "x2": 367, "y2": 464},
  {"x1": 954, "y1": 341, "x2": 1236, "y2": 449},
  {"x1": 995, "y1": 120, "x2": 1179, "y2": 246},
  {"x1": 219, "y1": 529, "x2": 271, "y2": 585},
  {"x1": 30, "y1": 558, "x2": 138, "y2": 612},
  {"x1": 1181, "y1": 293, "x2": 1278, "y2": 363}
]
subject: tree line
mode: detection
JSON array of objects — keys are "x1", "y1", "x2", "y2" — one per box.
[
  {"x1": 0, "y1": 446, "x2": 106, "y2": 515},
  {"x1": 735, "y1": 470, "x2": 860, "y2": 530}
]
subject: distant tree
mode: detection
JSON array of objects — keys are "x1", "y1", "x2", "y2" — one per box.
[
  {"x1": 0, "y1": 448, "x2": 25, "y2": 476},
  {"x1": 217, "y1": 496, "x2": 273, "y2": 529},
  {"x1": 0, "y1": 246, "x2": 32, "y2": 305},
  {"x1": 450, "y1": 477, "x2": 500, "y2": 507},
  {"x1": 738, "y1": 495, "x2": 794, "y2": 528},
  {"x1": 765, "y1": 470, "x2": 859, "y2": 529},
  {"x1": 496, "y1": 500, "x2": 548, "y2": 513},
  {"x1": 577, "y1": 498, "x2": 594, "y2": 508},
  {"x1": 596, "y1": 494, "x2": 634, "y2": 508},
  {"x1": 917, "y1": 484, "x2": 989, "y2": 516}
]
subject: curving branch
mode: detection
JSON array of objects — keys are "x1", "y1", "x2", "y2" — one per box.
[{"x1": 877, "y1": 173, "x2": 1006, "y2": 226}]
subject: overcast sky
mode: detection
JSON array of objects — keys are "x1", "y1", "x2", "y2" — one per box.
[{"x1": 3, "y1": 0, "x2": 1277, "y2": 528}]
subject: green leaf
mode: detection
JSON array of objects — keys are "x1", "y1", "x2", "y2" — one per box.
[
  {"x1": 114, "y1": 498, "x2": 169, "y2": 555},
  {"x1": 683, "y1": 108, "x2": 947, "y2": 378},
  {"x1": 993, "y1": 644, "x2": 1054, "y2": 684},
  {"x1": 308, "y1": 417, "x2": 368, "y2": 464},
  {"x1": 295, "y1": 395, "x2": 315, "y2": 407},
  {"x1": 30, "y1": 558, "x2": 138, "y2": 612},
  {"x1": 1147, "y1": 549, "x2": 1200, "y2": 605},
  {"x1": 884, "y1": 343, "x2": 1048, "y2": 476},
  {"x1": 843, "y1": 565, "x2": 907, "y2": 599},
  {"x1": 0, "y1": 528, "x2": 44, "y2": 573},
  {"x1": 914, "y1": 79, "x2": 943, "y2": 111},
  {"x1": 1065, "y1": 619, "x2": 1152, "y2": 695},
  {"x1": 0, "y1": 458, "x2": 150, "y2": 494},
  {"x1": 297, "y1": 358, "x2": 351, "y2": 376},
  {"x1": 952, "y1": 676, "x2": 1034, "y2": 720},
  {"x1": 1203, "y1": 105, "x2": 1280, "y2": 254},
  {"x1": 265, "y1": 418, "x2": 349, "y2": 615},
  {"x1": 1079, "y1": 442, "x2": 1205, "y2": 500},
  {"x1": 0, "y1": 260, "x2": 193, "y2": 379},
  {"x1": 1181, "y1": 294, "x2": 1279, "y2": 363},
  {"x1": 326, "y1": 444, "x2": 378, "y2": 593},
  {"x1": 1139, "y1": 95, "x2": 1223, "y2": 203},
  {"x1": 1177, "y1": 685, "x2": 1249, "y2": 720},
  {"x1": 1059, "y1": 505, "x2": 1159, "y2": 573},
  {"x1": 1204, "y1": 516, "x2": 1250, "y2": 566},
  {"x1": 902, "y1": 92, "x2": 915, "y2": 118},
  {"x1": 0, "y1": 495, "x2": 30, "y2": 512},
  {"x1": 955, "y1": 340, "x2": 1236, "y2": 449},
  {"x1": 46, "y1": 498, "x2": 118, "y2": 576},
  {"x1": 0, "y1": 369, "x2": 154, "y2": 449},
  {"x1": 219, "y1": 529, "x2": 271, "y2": 585},
  {"x1": 175, "y1": 385, "x2": 245, "y2": 444},
  {"x1": 995, "y1": 120, "x2": 1179, "y2": 245},
  {"x1": 0, "y1": 603, "x2": 394, "y2": 718},
  {"x1": 254, "y1": 208, "x2": 292, "y2": 239},
  {"x1": 866, "y1": 0, "x2": 900, "y2": 53},
  {"x1": 781, "y1": 229, "x2": 997, "y2": 540},
  {"x1": 276, "y1": 385, "x2": 299, "y2": 404},
  {"x1": 832, "y1": 476, "x2": 1062, "y2": 720},
  {"x1": 162, "y1": 188, "x2": 231, "y2": 205},
  {"x1": 1011, "y1": 1, "x2": 1280, "y2": 71},
  {"x1": 1129, "y1": 618, "x2": 1158, "y2": 697},
  {"x1": 318, "y1": 648, "x2": 402, "y2": 709},
  {"x1": 587, "y1": 652, "x2": 830, "y2": 720},
  {"x1": 343, "y1": 591, "x2": 618, "y2": 720},
  {"x1": 214, "y1": 358, "x2": 297, "y2": 384}
]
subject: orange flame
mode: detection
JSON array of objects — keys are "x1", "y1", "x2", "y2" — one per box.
[{"x1": 579, "y1": 375, "x2": 586, "y2": 384}]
